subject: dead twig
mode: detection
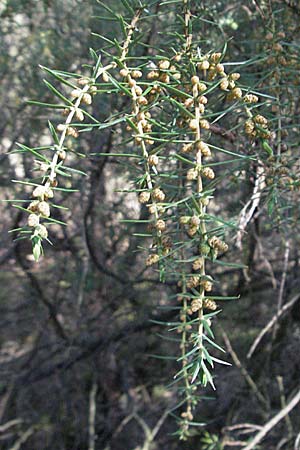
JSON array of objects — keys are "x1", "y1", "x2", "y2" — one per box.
[
  {"x1": 221, "y1": 330, "x2": 268, "y2": 409},
  {"x1": 277, "y1": 376, "x2": 293, "y2": 440},
  {"x1": 247, "y1": 294, "x2": 300, "y2": 358},
  {"x1": 242, "y1": 388, "x2": 300, "y2": 450},
  {"x1": 236, "y1": 164, "x2": 265, "y2": 250},
  {"x1": 88, "y1": 380, "x2": 98, "y2": 450}
]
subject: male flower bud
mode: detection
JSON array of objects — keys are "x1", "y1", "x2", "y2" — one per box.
[
  {"x1": 244, "y1": 94, "x2": 258, "y2": 103},
  {"x1": 199, "y1": 119, "x2": 210, "y2": 129},
  {"x1": 148, "y1": 155, "x2": 159, "y2": 166},
  {"x1": 37, "y1": 201, "x2": 50, "y2": 217},
  {"x1": 37, "y1": 224, "x2": 48, "y2": 239},
  {"x1": 202, "y1": 167, "x2": 215, "y2": 179},
  {"x1": 191, "y1": 75, "x2": 199, "y2": 85},
  {"x1": 192, "y1": 258, "x2": 203, "y2": 271},
  {"x1": 190, "y1": 215, "x2": 200, "y2": 227},
  {"x1": 158, "y1": 60, "x2": 170, "y2": 70},
  {"x1": 82, "y1": 93, "x2": 92, "y2": 105},
  {"x1": 203, "y1": 299, "x2": 217, "y2": 310},
  {"x1": 139, "y1": 191, "x2": 151, "y2": 204},
  {"x1": 146, "y1": 254, "x2": 160, "y2": 266},
  {"x1": 28, "y1": 214, "x2": 39, "y2": 227},
  {"x1": 210, "y1": 52, "x2": 222, "y2": 63},
  {"x1": 187, "y1": 168, "x2": 198, "y2": 181},
  {"x1": 189, "y1": 119, "x2": 198, "y2": 130},
  {"x1": 152, "y1": 188, "x2": 165, "y2": 202},
  {"x1": 198, "y1": 60, "x2": 210, "y2": 70},
  {"x1": 119, "y1": 68, "x2": 129, "y2": 77},
  {"x1": 191, "y1": 298, "x2": 203, "y2": 313},
  {"x1": 179, "y1": 216, "x2": 191, "y2": 225},
  {"x1": 32, "y1": 185, "x2": 47, "y2": 198},
  {"x1": 201, "y1": 280, "x2": 213, "y2": 291},
  {"x1": 70, "y1": 89, "x2": 82, "y2": 98},
  {"x1": 78, "y1": 78, "x2": 89, "y2": 86},
  {"x1": 155, "y1": 219, "x2": 166, "y2": 232},
  {"x1": 181, "y1": 143, "x2": 193, "y2": 153}
]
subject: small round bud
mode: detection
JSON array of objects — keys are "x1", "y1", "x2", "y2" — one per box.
[
  {"x1": 189, "y1": 119, "x2": 198, "y2": 130},
  {"x1": 231, "y1": 87, "x2": 243, "y2": 99},
  {"x1": 57, "y1": 149, "x2": 66, "y2": 160},
  {"x1": 191, "y1": 75, "x2": 199, "y2": 85},
  {"x1": 28, "y1": 200, "x2": 39, "y2": 212},
  {"x1": 66, "y1": 127, "x2": 79, "y2": 138},
  {"x1": 210, "y1": 52, "x2": 222, "y2": 63},
  {"x1": 192, "y1": 258, "x2": 203, "y2": 271},
  {"x1": 146, "y1": 70, "x2": 160, "y2": 80},
  {"x1": 202, "y1": 167, "x2": 215, "y2": 179},
  {"x1": 190, "y1": 215, "x2": 200, "y2": 227},
  {"x1": 37, "y1": 201, "x2": 50, "y2": 217},
  {"x1": 37, "y1": 224, "x2": 48, "y2": 239},
  {"x1": 216, "y1": 63, "x2": 224, "y2": 74},
  {"x1": 75, "y1": 109, "x2": 84, "y2": 122},
  {"x1": 146, "y1": 254, "x2": 160, "y2": 266},
  {"x1": 152, "y1": 188, "x2": 165, "y2": 202},
  {"x1": 254, "y1": 114, "x2": 268, "y2": 125},
  {"x1": 44, "y1": 188, "x2": 54, "y2": 199},
  {"x1": 197, "y1": 141, "x2": 211, "y2": 157},
  {"x1": 198, "y1": 82, "x2": 207, "y2": 92},
  {"x1": 244, "y1": 94, "x2": 259, "y2": 103},
  {"x1": 155, "y1": 219, "x2": 166, "y2": 231},
  {"x1": 198, "y1": 60, "x2": 210, "y2": 70},
  {"x1": 28, "y1": 214, "x2": 39, "y2": 227},
  {"x1": 231, "y1": 72, "x2": 241, "y2": 81},
  {"x1": 158, "y1": 60, "x2": 170, "y2": 70},
  {"x1": 273, "y1": 43, "x2": 283, "y2": 52},
  {"x1": 137, "y1": 96, "x2": 148, "y2": 105},
  {"x1": 199, "y1": 95, "x2": 208, "y2": 105},
  {"x1": 184, "y1": 98, "x2": 194, "y2": 108},
  {"x1": 187, "y1": 168, "x2": 198, "y2": 181},
  {"x1": 201, "y1": 280, "x2": 213, "y2": 292},
  {"x1": 120, "y1": 68, "x2": 129, "y2": 77},
  {"x1": 179, "y1": 216, "x2": 191, "y2": 225},
  {"x1": 181, "y1": 143, "x2": 193, "y2": 153},
  {"x1": 102, "y1": 72, "x2": 110, "y2": 83},
  {"x1": 220, "y1": 78, "x2": 229, "y2": 90},
  {"x1": 277, "y1": 31, "x2": 285, "y2": 39},
  {"x1": 78, "y1": 78, "x2": 89, "y2": 86},
  {"x1": 199, "y1": 119, "x2": 210, "y2": 130},
  {"x1": 82, "y1": 93, "x2": 92, "y2": 105},
  {"x1": 135, "y1": 85, "x2": 143, "y2": 96},
  {"x1": 201, "y1": 197, "x2": 209, "y2": 206},
  {"x1": 203, "y1": 299, "x2": 217, "y2": 310},
  {"x1": 70, "y1": 89, "x2": 81, "y2": 99},
  {"x1": 139, "y1": 191, "x2": 151, "y2": 204},
  {"x1": 57, "y1": 124, "x2": 65, "y2": 132},
  {"x1": 187, "y1": 226, "x2": 198, "y2": 237},
  {"x1": 32, "y1": 186, "x2": 47, "y2": 198},
  {"x1": 131, "y1": 70, "x2": 143, "y2": 79},
  {"x1": 159, "y1": 73, "x2": 170, "y2": 83},
  {"x1": 148, "y1": 155, "x2": 159, "y2": 166}
]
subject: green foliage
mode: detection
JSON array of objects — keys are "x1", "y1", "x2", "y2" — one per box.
[{"x1": 1, "y1": 0, "x2": 300, "y2": 448}]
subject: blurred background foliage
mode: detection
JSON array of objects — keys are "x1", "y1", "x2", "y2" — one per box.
[{"x1": 0, "y1": 0, "x2": 300, "y2": 449}]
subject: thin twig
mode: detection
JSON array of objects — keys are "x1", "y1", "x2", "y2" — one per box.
[
  {"x1": 221, "y1": 330, "x2": 268, "y2": 409},
  {"x1": 88, "y1": 380, "x2": 98, "y2": 450},
  {"x1": 242, "y1": 388, "x2": 300, "y2": 450},
  {"x1": 236, "y1": 164, "x2": 265, "y2": 249},
  {"x1": 247, "y1": 294, "x2": 300, "y2": 358},
  {"x1": 0, "y1": 419, "x2": 22, "y2": 434},
  {"x1": 272, "y1": 240, "x2": 290, "y2": 339},
  {"x1": 8, "y1": 425, "x2": 36, "y2": 450},
  {"x1": 277, "y1": 376, "x2": 293, "y2": 439}
]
